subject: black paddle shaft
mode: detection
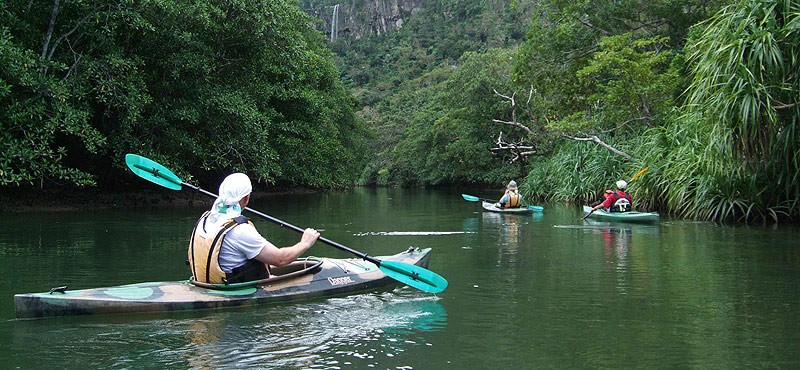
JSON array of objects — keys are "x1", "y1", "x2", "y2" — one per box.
[{"x1": 183, "y1": 182, "x2": 380, "y2": 265}]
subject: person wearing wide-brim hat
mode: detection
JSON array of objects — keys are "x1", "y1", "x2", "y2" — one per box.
[{"x1": 496, "y1": 180, "x2": 523, "y2": 208}]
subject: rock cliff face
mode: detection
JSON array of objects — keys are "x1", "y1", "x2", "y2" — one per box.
[{"x1": 302, "y1": 0, "x2": 425, "y2": 40}]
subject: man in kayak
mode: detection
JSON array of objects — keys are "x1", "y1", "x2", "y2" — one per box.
[
  {"x1": 495, "y1": 180, "x2": 523, "y2": 208},
  {"x1": 189, "y1": 173, "x2": 321, "y2": 284},
  {"x1": 590, "y1": 180, "x2": 632, "y2": 213}
]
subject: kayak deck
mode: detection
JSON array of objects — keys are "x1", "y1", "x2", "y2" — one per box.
[
  {"x1": 582, "y1": 205, "x2": 659, "y2": 223},
  {"x1": 15, "y1": 247, "x2": 432, "y2": 319},
  {"x1": 482, "y1": 201, "x2": 534, "y2": 214}
]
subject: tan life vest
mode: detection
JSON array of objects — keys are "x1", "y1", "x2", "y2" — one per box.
[
  {"x1": 504, "y1": 190, "x2": 521, "y2": 208},
  {"x1": 188, "y1": 211, "x2": 252, "y2": 284}
]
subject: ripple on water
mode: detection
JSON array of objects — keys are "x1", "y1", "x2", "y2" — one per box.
[{"x1": 116, "y1": 290, "x2": 450, "y2": 369}]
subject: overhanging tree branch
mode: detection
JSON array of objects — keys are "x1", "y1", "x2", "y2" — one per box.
[
  {"x1": 492, "y1": 118, "x2": 533, "y2": 135},
  {"x1": 563, "y1": 134, "x2": 635, "y2": 161},
  {"x1": 773, "y1": 102, "x2": 797, "y2": 110}
]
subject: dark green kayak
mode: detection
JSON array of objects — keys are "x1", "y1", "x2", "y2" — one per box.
[
  {"x1": 582, "y1": 205, "x2": 659, "y2": 223},
  {"x1": 15, "y1": 247, "x2": 432, "y2": 319}
]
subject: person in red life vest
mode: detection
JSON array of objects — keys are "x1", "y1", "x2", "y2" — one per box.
[
  {"x1": 590, "y1": 189, "x2": 614, "y2": 207},
  {"x1": 591, "y1": 180, "x2": 632, "y2": 213},
  {"x1": 188, "y1": 173, "x2": 321, "y2": 284},
  {"x1": 495, "y1": 180, "x2": 523, "y2": 208}
]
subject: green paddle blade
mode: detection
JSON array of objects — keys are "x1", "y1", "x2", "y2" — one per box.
[
  {"x1": 528, "y1": 205, "x2": 544, "y2": 212},
  {"x1": 461, "y1": 194, "x2": 480, "y2": 202},
  {"x1": 125, "y1": 154, "x2": 183, "y2": 190},
  {"x1": 379, "y1": 260, "x2": 448, "y2": 293}
]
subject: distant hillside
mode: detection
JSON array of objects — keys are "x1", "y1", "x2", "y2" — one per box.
[
  {"x1": 300, "y1": 0, "x2": 536, "y2": 91},
  {"x1": 302, "y1": 0, "x2": 425, "y2": 40}
]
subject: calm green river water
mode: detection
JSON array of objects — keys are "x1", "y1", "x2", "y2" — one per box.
[{"x1": 1, "y1": 188, "x2": 798, "y2": 369}]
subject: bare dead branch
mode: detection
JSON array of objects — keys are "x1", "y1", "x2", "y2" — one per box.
[
  {"x1": 773, "y1": 102, "x2": 797, "y2": 110},
  {"x1": 493, "y1": 88, "x2": 514, "y2": 102},
  {"x1": 526, "y1": 85, "x2": 534, "y2": 105},
  {"x1": 563, "y1": 134, "x2": 634, "y2": 161},
  {"x1": 492, "y1": 119, "x2": 534, "y2": 135},
  {"x1": 491, "y1": 145, "x2": 535, "y2": 151},
  {"x1": 493, "y1": 89, "x2": 535, "y2": 135},
  {"x1": 491, "y1": 130, "x2": 539, "y2": 163},
  {"x1": 490, "y1": 88, "x2": 546, "y2": 163}
]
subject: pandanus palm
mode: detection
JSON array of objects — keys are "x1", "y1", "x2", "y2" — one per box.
[{"x1": 679, "y1": 0, "x2": 800, "y2": 222}]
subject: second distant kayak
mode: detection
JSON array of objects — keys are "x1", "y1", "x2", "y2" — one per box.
[
  {"x1": 482, "y1": 201, "x2": 536, "y2": 214},
  {"x1": 582, "y1": 205, "x2": 659, "y2": 223}
]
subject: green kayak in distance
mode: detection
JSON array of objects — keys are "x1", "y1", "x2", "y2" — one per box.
[
  {"x1": 482, "y1": 201, "x2": 535, "y2": 214},
  {"x1": 15, "y1": 247, "x2": 432, "y2": 319},
  {"x1": 582, "y1": 205, "x2": 660, "y2": 224}
]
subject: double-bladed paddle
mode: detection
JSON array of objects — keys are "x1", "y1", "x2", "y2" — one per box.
[
  {"x1": 125, "y1": 154, "x2": 447, "y2": 294},
  {"x1": 461, "y1": 194, "x2": 496, "y2": 203},
  {"x1": 461, "y1": 193, "x2": 544, "y2": 212}
]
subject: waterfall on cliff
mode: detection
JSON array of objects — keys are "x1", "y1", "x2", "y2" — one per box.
[{"x1": 330, "y1": 4, "x2": 340, "y2": 42}]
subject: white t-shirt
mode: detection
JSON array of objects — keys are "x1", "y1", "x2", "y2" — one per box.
[{"x1": 217, "y1": 223, "x2": 268, "y2": 273}]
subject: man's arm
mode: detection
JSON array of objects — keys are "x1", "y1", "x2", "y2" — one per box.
[
  {"x1": 498, "y1": 194, "x2": 509, "y2": 205},
  {"x1": 254, "y1": 228, "x2": 320, "y2": 267}
]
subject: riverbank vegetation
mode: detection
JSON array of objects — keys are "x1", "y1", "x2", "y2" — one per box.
[
  {"x1": 319, "y1": 0, "x2": 799, "y2": 223},
  {"x1": 1, "y1": 0, "x2": 368, "y2": 191},
  {"x1": 2, "y1": 0, "x2": 798, "y2": 223}
]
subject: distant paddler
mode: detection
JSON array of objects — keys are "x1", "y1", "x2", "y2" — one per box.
[
  {"x1": 589, "y1": 180, "x2": 633, "y2": 214},
  {"x1": 495, "y1": 180, "x2": 523, "y2": 209}
]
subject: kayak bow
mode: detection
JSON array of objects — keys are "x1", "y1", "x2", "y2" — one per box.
[{"x1": 15, "y1": 247, "x2": 432, "y2": 319}]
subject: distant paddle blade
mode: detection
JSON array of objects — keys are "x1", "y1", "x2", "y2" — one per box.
[
  {"x1": 379, "y1": 260, "x2": 448, "y2": 293},
  {"x1": 528, "y1": 205, "x2": 544, "y2": 212},
  {"x1": 461, "y1": 194, "x2": 480, "y2": 202},
  {"x1": 629, "y1": 167, "x2": 649, "y2": 183},
  {"x1": 125, "y1": 154, "x2": 183, "y2": 190}
]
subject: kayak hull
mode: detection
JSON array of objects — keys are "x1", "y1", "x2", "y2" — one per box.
[
  {"x1": 482, "y1": 201, "x2": 534, "y2": 214},
  {"x1": 582, "y1": 205, "x2": 659, "y2": 223},
  {"x1": 15, "y1": 247, "x2": 432, "y2": 319}
]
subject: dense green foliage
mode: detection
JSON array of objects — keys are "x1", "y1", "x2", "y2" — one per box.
[
  {"x1": 318, "y1": 0, "x2": 798, "y2": 222},
  {"x1": 521, "y1": 0, "x2": 799, "y2": 222},
  {"x1": 0, "y1": 0, "x2": 366, "y2": 189},
  {"x1": 301, "y1": 0, "x2": 541, "y2": 186},
  {"x1": 2, "y1": 0, "x2": 797, "y2": 223},
  {"x1": 650, "y1": 0, "x2": 800, "y2": 222},
  {"x1": 370, "y1": 50, "x2": 536, "y2": 186}
]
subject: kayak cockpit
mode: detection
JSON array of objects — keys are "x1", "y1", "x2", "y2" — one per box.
[{"x1": 189, "y1": 257, "x2": 324, "y2": 290}]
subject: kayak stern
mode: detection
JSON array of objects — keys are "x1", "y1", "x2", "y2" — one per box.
[{"x1": 15, "y1": 247, "x2": 433, "y2": 319}]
